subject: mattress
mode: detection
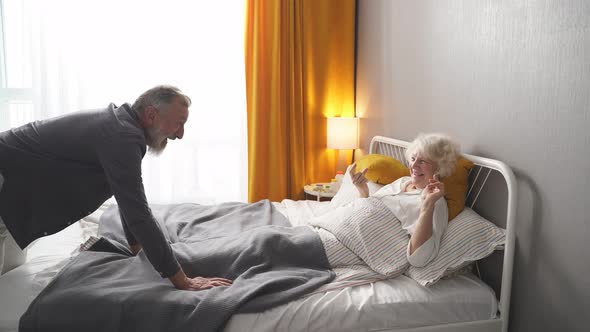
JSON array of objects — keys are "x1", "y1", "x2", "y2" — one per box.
[{"x1": 0, "y1": 201, "x2": 498, "y2": 332}]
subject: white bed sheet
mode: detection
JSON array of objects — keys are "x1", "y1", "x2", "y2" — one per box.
[
  {"x1": 0, "y1": 201, "x2": 498, "y2": 332},
  {"x1": 226, "y1": 274, "x2": 497, "y2": 332}
]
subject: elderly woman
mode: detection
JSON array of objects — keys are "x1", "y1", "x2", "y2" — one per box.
[{"x1": 349, "y1": 133, "x2": 460, "y2": 267}]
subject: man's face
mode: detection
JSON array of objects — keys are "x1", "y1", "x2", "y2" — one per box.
[{"x1": 146, "y1": 97, "x2": 189, "y2": 155}]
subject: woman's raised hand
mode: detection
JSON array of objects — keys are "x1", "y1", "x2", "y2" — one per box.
[
  {"x1": 349, "y1": 163, "x2": 370, "y2": 198},
  {"x1": 422, "y1": 174, "x2": 445, "y2": 205}
]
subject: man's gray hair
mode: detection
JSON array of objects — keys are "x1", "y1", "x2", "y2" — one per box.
[
  {"x1": 405, "y1": 133, "x2": 460, "y2": 178},
  {"x1": 131, "y1": 85, "x2": 191, "y2": 115}
]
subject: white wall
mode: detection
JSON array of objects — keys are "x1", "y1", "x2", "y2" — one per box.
[{"x1": 356, "y1": 1, "x2": 590, "y2": 331}]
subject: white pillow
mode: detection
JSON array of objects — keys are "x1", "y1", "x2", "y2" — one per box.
[
  {"x1": 329, "y1": 165, "x2": 384, "y2": 209},
  {"x1": 406, "y1": 207, "x2": 506, "y2": 287}
]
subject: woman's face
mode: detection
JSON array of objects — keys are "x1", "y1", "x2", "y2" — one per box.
[{"x1": 409, "y1": 152, "x2": 437, "y2": 189}]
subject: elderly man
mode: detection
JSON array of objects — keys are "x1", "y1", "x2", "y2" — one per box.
[{"x1": 0, "y1": 85, "x2": 231, "y2": 290}]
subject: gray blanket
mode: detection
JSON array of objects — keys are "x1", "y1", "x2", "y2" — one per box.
[{"x1": 19, "y1": 200, "x2": 334, "y2": 332}]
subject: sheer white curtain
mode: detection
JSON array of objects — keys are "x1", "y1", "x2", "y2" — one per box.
[{"x1": 0, "y1": 0, "x2": 248, "y2": 204}]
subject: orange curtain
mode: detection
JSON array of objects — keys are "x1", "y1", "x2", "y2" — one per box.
[{"x1": 245, "y1": 0, "x2": 356, "y2": 202}]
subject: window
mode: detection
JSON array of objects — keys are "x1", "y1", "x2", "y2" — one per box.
[
  {"x1": 0, "y1": 0, "x2": 34, "y2": 128},
  {"x1": 0, "y1": 0, "x2": 248, "y2": 203}
]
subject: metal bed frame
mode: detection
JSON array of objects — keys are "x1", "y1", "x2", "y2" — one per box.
[{"x1": 369, "y1": 136, "x2": 516, "y2": 332}]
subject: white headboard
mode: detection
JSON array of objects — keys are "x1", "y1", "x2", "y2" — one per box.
[{"x1": 369, "y1": 135, "x2": 516, "y2": 332}]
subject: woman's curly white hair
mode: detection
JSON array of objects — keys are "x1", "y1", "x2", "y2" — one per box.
[{"x1": 405, "y1": 133, "x2": 460, "y2": 178}]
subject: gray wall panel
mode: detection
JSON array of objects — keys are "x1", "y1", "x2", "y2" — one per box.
[{"x1": 356, "y1": 1, "x2": 590, "y2": 331}]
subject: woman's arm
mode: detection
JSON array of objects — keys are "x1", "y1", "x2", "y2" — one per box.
[
  {"x1": 408, "y1": 176, "x2": 447, "y2": 263},
  {"x1": 407, "y1": 196, "x2": 448, "y2": 267},
  {"x1": 349, "y1": 164, "x2": 370, "y2": 198},
  {"x1": 409, "y1": 200, "x2": 436, "y2": 255}
]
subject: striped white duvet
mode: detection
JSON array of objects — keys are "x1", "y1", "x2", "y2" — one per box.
[{"x1": 310, "y1": 197, "x2": 409, "y2": 277}]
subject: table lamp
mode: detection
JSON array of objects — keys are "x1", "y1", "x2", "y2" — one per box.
[{"x1": 327, "y1": 117, "x2": 359, "y2": 167}]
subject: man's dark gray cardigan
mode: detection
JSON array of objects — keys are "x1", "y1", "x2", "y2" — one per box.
[{"x1": 0, "y1": 103, "x2": 180, "y2": 277}]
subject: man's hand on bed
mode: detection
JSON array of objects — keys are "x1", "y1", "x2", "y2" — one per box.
[{"x1": 170, "y1": 269, "x2": 233, "y2": 291}]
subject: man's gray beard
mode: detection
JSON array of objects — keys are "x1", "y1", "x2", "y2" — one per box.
[
  {"x1": 146, "y1": 127, "x2": 167, "y2": 156},
  {"x1": 148, "y1": 143, "x2": 166, "y2": 156}
]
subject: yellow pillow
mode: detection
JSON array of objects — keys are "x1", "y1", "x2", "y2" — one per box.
[
  {"x1": 442, "y1": 157, "x2": 475, "y2": 221},
  {"x1": 354, "y1": 154, "x2": 409, "y2": 185}
]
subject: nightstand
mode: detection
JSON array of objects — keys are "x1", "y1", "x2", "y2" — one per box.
[{"x1": 304, "y1": 183, "x2": 336, "y2": 202}]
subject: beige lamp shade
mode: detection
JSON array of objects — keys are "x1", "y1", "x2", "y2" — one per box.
[{"x1": 327, "y1": 117, "x2": 359, "y2": 149}]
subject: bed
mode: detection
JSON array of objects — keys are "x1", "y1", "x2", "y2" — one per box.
[{"x1": 0, "y1": 135, "x2": 516, "y2": 332}]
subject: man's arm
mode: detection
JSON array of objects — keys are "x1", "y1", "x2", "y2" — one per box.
[
  {"x1": 97, "y1": 134, "x2": 231, "y2": 290},
  {"x1": 128, "y1": 244, "x2": 231, "y2": 289},
  {"x1": 130, "y1": 243, "x2": 142, "y2": 255}
]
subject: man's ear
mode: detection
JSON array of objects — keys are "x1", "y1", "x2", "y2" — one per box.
[{"x1": 142, "y1": 106, "x2": 158, "y2": 126}]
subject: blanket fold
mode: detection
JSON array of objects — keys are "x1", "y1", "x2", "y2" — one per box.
[{"x1": 19, "y1": 200, "x2": 334, "y2": 332}]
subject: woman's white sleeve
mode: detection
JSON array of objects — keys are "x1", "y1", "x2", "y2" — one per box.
[{"x1": 406, "y1": 198, "x2": 448, "y2": 267}]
